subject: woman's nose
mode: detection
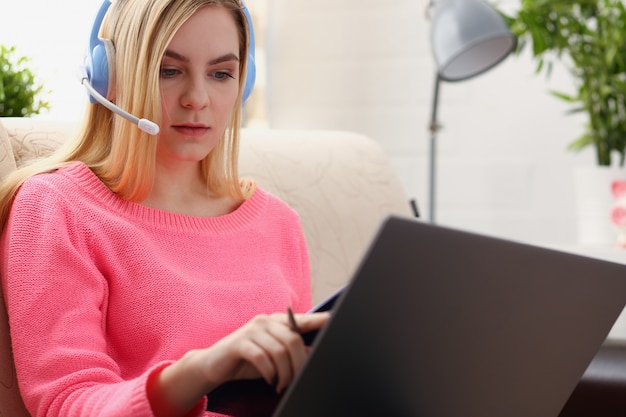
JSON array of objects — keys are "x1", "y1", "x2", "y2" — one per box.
[{"x1": 180, "y1": 77, "x2": 209, "y2": 110}]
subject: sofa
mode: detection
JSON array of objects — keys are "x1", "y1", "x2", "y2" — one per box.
[
  {"x1": 0, "y1": 116, "x2": 415, "y2": 416},
  {"x1": 0, "y1": 117, "x2": 625, "y2": 417}
]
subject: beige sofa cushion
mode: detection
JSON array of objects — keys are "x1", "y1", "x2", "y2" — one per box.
[
  {"x1": 0, "y1": 120, "x2": 18, "y2": 182},
  {"x1": 239, "y1": 129, "x2": 413, "y2": 302},
  {"x1": 0, "y1": 118, "x2": 76, "y2": 183}
]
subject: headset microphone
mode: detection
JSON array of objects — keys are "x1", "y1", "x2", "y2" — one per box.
[
  {"x1": 82, "y1": 0, "x2": 160, "y2": 136},
  {"x1": 81, "y1": 75, "x2": 160, "y2": 135}
]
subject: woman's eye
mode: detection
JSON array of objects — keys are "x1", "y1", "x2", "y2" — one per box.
[
  {"x1": 213, "y1": 71, "x2": 235, "y2": 81},
  {"x1": 160, "y1": 68, "x2": 179, "y2": 78}
]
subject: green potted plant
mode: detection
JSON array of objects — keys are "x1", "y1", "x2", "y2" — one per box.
[
  {"x1": 496, "y1": 0, "x2": 626, "y2": 167},
  {"x1": 495, "y1": 0, "x2": 626, "y2": 245},
  {"x1": 0, "y1": 45, "x2": 50, "y2": 117}
]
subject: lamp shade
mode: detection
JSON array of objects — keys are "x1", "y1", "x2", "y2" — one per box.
[{"x1": 431, "y1": 0, "x2": 516, "y2": 82}]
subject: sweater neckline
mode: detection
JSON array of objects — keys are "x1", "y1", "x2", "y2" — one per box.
[{"x1": 61, "y1": 162, "x2": 267, "y2": 234}]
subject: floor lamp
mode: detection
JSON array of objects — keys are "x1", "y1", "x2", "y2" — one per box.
[{"x1": 427, "y1": 0, "x2": 516, "y2": 223}]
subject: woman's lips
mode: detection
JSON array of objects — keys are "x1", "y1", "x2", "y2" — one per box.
[{"x1": 173, "y1": 124, "x2": 210, "y2": 138}]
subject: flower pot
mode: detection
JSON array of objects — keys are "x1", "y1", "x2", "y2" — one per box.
[{"x1": 574, "y1": 165, "x2": 626, "y2": 246}]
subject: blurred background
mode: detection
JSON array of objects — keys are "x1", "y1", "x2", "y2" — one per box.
[{"x1": 1, "y1": 0, "x2": 598, "y2": 246}]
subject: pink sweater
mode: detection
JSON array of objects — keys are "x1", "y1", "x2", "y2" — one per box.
[{"x1": 1, "y1": 162, "x2": 312, "y2": 417}]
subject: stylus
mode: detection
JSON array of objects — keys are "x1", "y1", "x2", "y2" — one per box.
[{"x1": 287, "y1": 307, "x2": 302, "y2": 335}]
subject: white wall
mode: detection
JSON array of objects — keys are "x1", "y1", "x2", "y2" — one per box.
[
  {"x1": 265, "y1": 0, "x2": 600, "y2": 246},
  {"x1": 1, "y1": 0, "x2": 606, "y2": 246}
]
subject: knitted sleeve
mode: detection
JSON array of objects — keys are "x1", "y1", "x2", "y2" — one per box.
[{"x1": 1, "y1": 176, "x2": 203, "y2": 417}]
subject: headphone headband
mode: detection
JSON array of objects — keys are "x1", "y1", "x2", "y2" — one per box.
[{"x1": 84, "y1": 0, "x2": 256, "y2": 105}]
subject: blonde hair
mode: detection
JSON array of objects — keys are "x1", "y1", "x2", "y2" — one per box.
[{"x1": 0, "y1": 0, "x2": 251, "y2": 231}]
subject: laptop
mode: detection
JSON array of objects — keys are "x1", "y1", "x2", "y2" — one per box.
[
  {"x1": 278, "y1": 215, "x2": 626, "y2": 417},
  {"x1": 211, "y1": 215, "x2": 626, "y2": 417}
]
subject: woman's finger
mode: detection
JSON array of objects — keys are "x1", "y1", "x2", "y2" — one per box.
[
  {"x1": 289, "y1": 311, "x2": 331, "y2": 334},
  {"x1": 265, "y1": 319, "x2": 308, "y2": 391}
]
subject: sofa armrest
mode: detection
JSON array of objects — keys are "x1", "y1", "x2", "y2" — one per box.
[
  {"x1": 0, "y1": 118, "x2": 76, "y2": 182},
  {"x1": 0, "y1": 120, "x2": 18, "y2": 181}
]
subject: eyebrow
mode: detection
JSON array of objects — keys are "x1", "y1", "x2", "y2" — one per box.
[{"x1": 163, "y1": 50, "x2": 240, "y2": 65}]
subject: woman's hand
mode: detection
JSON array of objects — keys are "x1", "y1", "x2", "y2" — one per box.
[
  {"x1": 150, "y1": 311, "x2": 331, "y2": 417},
  {"x1": 203, "y1": 311, "x2": 330, "y2": 392}
]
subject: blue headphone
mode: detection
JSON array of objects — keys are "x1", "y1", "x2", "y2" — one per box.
[{"x1": 84, "y1": 0, "x2": 257, "y2": 105}]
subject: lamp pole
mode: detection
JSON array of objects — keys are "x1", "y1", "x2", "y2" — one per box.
[
  {"x1": 426, "y1": 0, "x2": 516, "y2": 223},
  {"x1": 428, "y1": 73, "x2": 442, "y2": 224}
]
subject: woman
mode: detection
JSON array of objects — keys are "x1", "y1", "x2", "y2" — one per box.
[{"x1": 0, "y1": 1, "x2": 330, "y2": 416}]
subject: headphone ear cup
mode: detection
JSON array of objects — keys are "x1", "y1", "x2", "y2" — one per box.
[
  {"x1": 85, "y1": 0, "x2": 114, "y2": 104},
  {"x1": 242, "y1": 4, "x2": 256, "y2": 104},
  {"x1": 243, "y1": 51, "x2": 256, "y2": 103},
  {"x1": 87, "y1": 38, "x2": 115, "y2": 102}
]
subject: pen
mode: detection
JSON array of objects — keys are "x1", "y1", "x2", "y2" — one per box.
[{"x1": 287, "y1": 307, "x2": 302, "y2": 335}]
